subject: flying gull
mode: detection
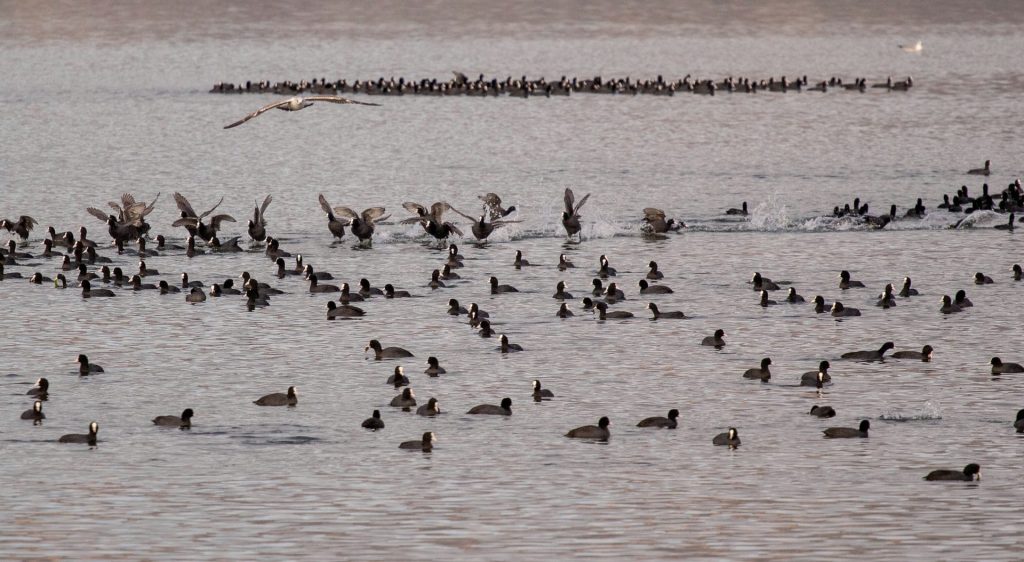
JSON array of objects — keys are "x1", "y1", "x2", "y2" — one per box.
[{"x1": 224, "y1": 96, "x2": 380, "y2": 129}]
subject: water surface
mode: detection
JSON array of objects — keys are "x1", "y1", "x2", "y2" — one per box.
[{"x1": 2, "y1": 1, "x2": 1024, "y2": 560}]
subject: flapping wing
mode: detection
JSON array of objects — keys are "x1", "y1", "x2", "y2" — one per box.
[
  {"x1": 318, "y1": 194, "x2": 334, "y2": 215},
  {"x1": 305, "y1": 96, "x2": 381, "y2": 107},
  {"x1": 139, "y1": 192, "x2": 160, "y2": 218},
  {"x1": 172, "y1": 217, "x2": 198, "y2": 228},
  {"x1": 563, "y1": 188, "x2": 575, "y2": 213},
  {"x1": 223, "y1": 99, "x2": 291, "y2": 129},
  {"x1": 174, "y1": 192, "x2": 198, "y2": 218},
  {"x1": 446, "y1": 223, "x2": 464, "y2": 237},
  {"x1": 573, "y1": 192, "x2": 591, "y2": 214},
  {"x1": 643, "y1": 208, "x2": 666, "y2": 222},
  {"x1": 87, "y1": 208, "x2": 111, "y2": 222},
  {"x1": 254, "y1": 194, "x2": 272, "y2": 225},
  {"x1": 20, "y1": 215, "x2": 39, "y2": 228},
  {"x1": 479, "y1": 193, "x2": 502, "y2": 207},
  {"x1": 453, "y1": 71, "x2": 469, "y2": 83},
  {"x1": 430, "y1": 202, "x2": 451, "y2": 222},
  {"x1": 123, "y1": 200, "x2": 149, "y2": 223},
  {"x1": 332, "y1": 206, "x2": 360, "y2": 220},
  {"x1": 199, "y1": 196, "x2": 225, "y2": 220},
  {"x1": 402, "y1": 202, "x2": 428, "y2": 217},
  {"x1": 448, "y1": 206, "x2": 478, "y2": 222},
  {"x1": 209, "y1": 214, "x2": 236, "y2": 230},
  {"x1": 121, "y1": 193, "x2": 138, "y2": 210},
  {"x1": 361, "y1": 207, "x2": 387, "y2": 222}
]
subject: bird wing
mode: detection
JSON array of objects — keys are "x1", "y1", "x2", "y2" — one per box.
[
  {"x1": 259, "y1": 194, "x2": 273, "y2": 217},
  {"x1": 172, "y1": 217, "x2": 198, "y2": 228},
  {"x1": 402, "y1": 202, "x2": 428, "y2": 216},
  {"x1": 173, "y1": 192, "x2": 198, "y2": 218},
  {"x1": 304, "y1": 95, "x2": 381, "y2": 107},
  {"x1": 453, "y1": 71, "x2": 469, "y2": 83},
  {"x1": 643, "y1": 207, "x2": 666, "y2": 221},
  {"x1": 121, "y1": 193, "x2": 138, "y2": 210},
  {"x1": 87, "y1": 207, "x2": 111, "y2": 222},
  {"x1": 479, "y1": 193, "x2": 502, "y2": 207},
  {"x1": 573, "y1": 192, "x2": 591, "y2": 214},
  {"x1": 563, "y1": 188, "x2": 575, "y2": 213},
  {"x1": 198, "y1": 196, "x2": 225, "y2": 220},
  {"x1": 448, "y1": 206, "x2": 478, "y2": 222},
  {"x1": 209, "y1": 214, "x2": 236, "y2": 230},
  {"x1": 139, "y1": 192, "x2": 160, "y2": 218},
  {"x1": 318, "y1": 194, "x2": 334, "y2": 215},
  {"x1": 122, "y1": 194, "x2": 150, "y2": 222},
  {"x1": 361, "y1": 207, "x2": 387, "y2": 222},
  {"x1": 430, "y1": 202, "x2": 451, "y2": 222},
  {"x1": 332, "y1": 206, "x2": 360, "y2": 220},
  {"x1": 20, "y1": 215, "x2": 39, "y2": 227},
  {"x1": 223, "y1": 99, "x2": 292, "y2": 129},
  {"x1": 446, "y1": 222, "x2": 464, "y2": 237}
]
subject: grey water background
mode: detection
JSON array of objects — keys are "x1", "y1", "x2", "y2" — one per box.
[{"x1": 2, "y1": 1, "x2": 1024, "y2": 559}]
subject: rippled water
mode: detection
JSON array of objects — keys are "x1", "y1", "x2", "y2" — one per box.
[{"x1": 2, "y1": 1, "x2": 1024, "y2": 560}]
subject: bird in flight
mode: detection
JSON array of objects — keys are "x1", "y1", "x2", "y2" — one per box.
[{"x1": 223, "y1": 96, "x2": 380, "y2": 129}]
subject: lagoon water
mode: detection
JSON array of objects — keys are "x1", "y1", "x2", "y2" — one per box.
[{"x1": 2, "y1": 1, "x2": 1024, "y2": 560}]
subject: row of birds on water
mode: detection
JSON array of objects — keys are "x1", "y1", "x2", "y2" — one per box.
[
  {"x1": 0, "y1": 188, "x2": 679, "y2": 252},
  {"x1": 822, "y1": 173, "x2": 1024, "y2": 230},
  {"x1": 6, "y1": 203, "x2": 1021, "y2": 484},
  {"x1": 1, "y1": 160, "x2": 1016, "y2": 257},
  {"x1": 209, "y1": 73, "x2": 915, "y2": 98}
]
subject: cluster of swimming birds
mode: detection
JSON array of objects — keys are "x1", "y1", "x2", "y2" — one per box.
[
  {"x1": 3, "y1": 167, "x2": 1020, "y2": 481},
  {"x1": 210, "y1": 72, "x2": 914, "y2": 99}
]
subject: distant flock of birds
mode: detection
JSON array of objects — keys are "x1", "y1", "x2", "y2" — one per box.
[
  {"x1": 2, "y1": 160, "x2": 1018, "y2": 483},
  {"x1": 209, "y1": 72, "x2": 915, "y2": 99}
]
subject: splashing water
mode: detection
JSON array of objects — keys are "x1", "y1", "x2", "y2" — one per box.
[
  {"x1": 747, "y1": 195, "x2": 796, "y2": 231},
  {"x1": 879, "y1": 400, "x2": 943, "y2": 421}
]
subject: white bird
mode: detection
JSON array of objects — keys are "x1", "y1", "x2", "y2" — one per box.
[
  {"x1": 899, "y1": 41, "x2": 923, "y2": 53},
  {"x1": 223, "y1": 96, "x2": 380, "y2": 129}
]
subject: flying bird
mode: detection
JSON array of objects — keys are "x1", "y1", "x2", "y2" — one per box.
[{"x1": 223, "y1": 96, "x2": 380, "y2": 129}]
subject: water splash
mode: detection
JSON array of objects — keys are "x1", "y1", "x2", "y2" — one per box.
[
  {"x1": 747, "y1": 195, "x2": 796, "y2": 231},
  {"x1": 879, "y1": 400, "x2": 943, "y2": 421}
]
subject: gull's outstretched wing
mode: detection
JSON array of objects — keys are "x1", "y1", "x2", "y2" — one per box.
[{"x1": 223, "y1": 99, "x2": 293, "y2": 129}]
